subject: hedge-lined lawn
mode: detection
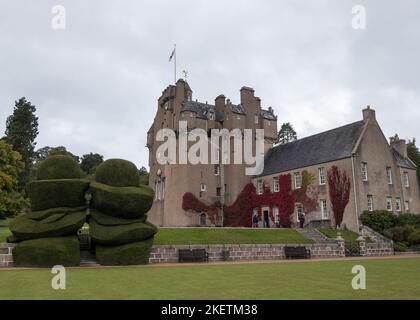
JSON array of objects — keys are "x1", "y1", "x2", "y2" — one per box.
[
  {"x1": 0, "y1": 227, "x2": 11, "y2": 243},
  {"x1": 1, "y1": 257, "x2": 419, "y2": 299},
  {"x1": 154, "y1": 228, "x2": 312, "y2": 245}
]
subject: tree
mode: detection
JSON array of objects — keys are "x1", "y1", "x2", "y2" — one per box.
[
  {"x1": 34, "y1": 146, "x2": 52, "y2": 162},
  {"x1": 80, "y1": 153, "x2": 104, "y2": 175},
  {"x1": 327, "y1": 166, "x2": 351, "y2": 228},
  {"x1": 4, "y1": 97, "x2": 39, "y2": 188},
  {"x1": 0, "y1": 140, "x2": 29, "y2": 218},
  {"x1": 139, "y1": 166, "x2": 149, "y2": 185},
  {"x1": 407, "y1": 138, "x2": 420, "y2": 184},
  {"x1": 48, "y1": 146, "x2": 79, "y2": 163},
  {"x1": 276, "y1": 122, "x2": 297, "y2": 145}
]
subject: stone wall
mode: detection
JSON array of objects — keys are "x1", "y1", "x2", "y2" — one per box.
[
  {"x1": 0, "y1": 243, "x2": 15, "y2": 267},
  {"x1": 149, "y1": 243, "x2": 345, "y2": 264}
]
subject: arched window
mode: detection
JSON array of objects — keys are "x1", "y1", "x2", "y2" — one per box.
[{"x1": 199, "y1": 213, "x2": 207, "y2": 227}]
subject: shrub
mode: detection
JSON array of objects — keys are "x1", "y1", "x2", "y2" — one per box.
[
  {"x1": 26, "y1": 179, "x2": 90, "y2": 211},
  {"x1": 95, "y1": 237, "x2": 154, "y2": 265},
  {"x1": 36, "y1": 155, "x2": 81, "y2": 180},
  {"x1": 384, "y1": 226, "x2": 409, "y2": 242},
  {"x1": 360, "y1": 210, "x2": 397, "y2": 234},
  {"x1": 396, "y1": 214, "x2": 420, "y2": 227},
  {"x1": 90, "y1": 181, "x2": 154, "y2": 219},
  {"x1": 90, "y1": 218, "x2": 157, "y2": 245},
  {"x1": 13, "y1": 236, "x2": 80, "y2": 267},
  {"x1": 393, "y1": 242, "x2": 410, "y2": 252},
  {"x1": 25, "y1": 206, "x2": 86, "y2": 220},
  {"x1": 407, "y1": 228, "x2": 420, "y2": 246},
  {"x1": 90, "y1": 210, "x2": 146, "y2": 226},
  {"x1": 9, "y1": 210, "x2": 86, "y2": 241},
  {"x1": 95, "y1": 159, "x2": 140, "y2": 187}
]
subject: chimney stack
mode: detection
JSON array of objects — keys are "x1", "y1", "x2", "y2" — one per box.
[
  {"x1": 390, "y1": 134, "x2": 408, "y2": 158},
  {"x1": 362, "y1": 105, "x2": 376, "y2": 122}
]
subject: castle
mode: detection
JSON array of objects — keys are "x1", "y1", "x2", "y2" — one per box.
[{"x1": 147, "y1": 80, "x2": 420, "y2": 231}]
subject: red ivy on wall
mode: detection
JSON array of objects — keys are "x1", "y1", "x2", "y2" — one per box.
[
  {"x1": 327, "y1": 166, "x2": 350, "y2": 228},
  {"x1": 182, "y1": 192, "x2": 221, "y2": 225}
]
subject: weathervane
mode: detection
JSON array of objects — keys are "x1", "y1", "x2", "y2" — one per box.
[{"x1": 182, "y1": 70, "x2": 188, "y2": 81}]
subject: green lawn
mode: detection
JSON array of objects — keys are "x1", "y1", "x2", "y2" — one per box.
[
  {"x1": 0, "y1": 257, "x2": 419, "y2": 299},
  {"x1": 0, "y1": 227, "x2": 11, "y2": 243},
  {"x1": 154, "y1": 228, "x2": 312, "y2": 245},
  {"x1": 318, "y1": 228, "x2": 367, "y2": 244}
]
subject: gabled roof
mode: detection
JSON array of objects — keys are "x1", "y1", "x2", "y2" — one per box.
[
  {"x1": 182, "y1": 101, "x2": 215, "y2": 119},
  {"x1": 261, "y1": 109, "x2": 276, "y2": 121},
  {"x1": 392, "y1": 149, "x2": 417, "y2": 170},
  {"x1": 258, "y1": 120, "x2": 366, "y2": 177}
]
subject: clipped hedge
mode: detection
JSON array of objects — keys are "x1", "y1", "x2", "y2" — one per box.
[
  {"x1": 90, "y1": 181, "x2": 154, "y2": 219},
  {"x1": 10, "y1": 210, "x2": 86, "y2": 241},
  {"x1": 91, "y1": 210, "x2": 146, "y2": 226},
  {"x1": 95, "y1": 159, "x2": 140, "y2": 187},
  {"x1": 90, "y1": 218, "x2": 157, "y2": 245},
  {"x1": 95, "y1": 237, "x2": 154, "y2": 265},
  {"x1": 26, "y1": 179, "x2": 90, "y2": 211},
  {"x1": 25, "y1": 206, "x2": 86, "y2": 220},
  {"x1": 360, "y1": 210, "x2": 397, "y2": 234},
  {"x1": 13, "y1": 236, "x2": 80, "y2": 267},
  {"x1": 37, "y1": 155, "x2": 81, "y2": 180}
]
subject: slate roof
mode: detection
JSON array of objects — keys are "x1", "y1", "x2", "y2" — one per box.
[
  {"x1": 182, "y1": 101, "x2": 215, "y2": 119},
  {"x1": 258, "y1": 120, "x2": 366, "y2": 177},
  {"x1": 261, "y1": 109, "x2": 276, "y2": 120},
  {"x1": 392, "y1": 149, "x2": 417, "y2": 169}
]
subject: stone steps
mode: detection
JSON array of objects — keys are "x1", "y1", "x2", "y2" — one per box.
[{"x1": 295, "y1": 228, "x2": 336, "y2": 243}]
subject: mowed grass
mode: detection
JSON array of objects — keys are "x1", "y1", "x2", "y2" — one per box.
[
  {"x1": 154, "y1": 228, "x2": 312, "y2": 245},
  {"x1": 0, "y1": 257, "x2": 419, "y2": 299},
  {"x1": 0, "y1": 227, "x2": 11, "y2": 243},
  {"x1": 318, "y1": 228, "x2": 366, "y2": 244}
]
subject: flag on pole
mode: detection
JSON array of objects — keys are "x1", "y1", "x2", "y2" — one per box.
[{"x1": 169, "y1": 47, "x2": 176, "y2": 62}]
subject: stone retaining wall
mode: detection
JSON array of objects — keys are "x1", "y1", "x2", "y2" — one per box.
[
  {"x1": 149, "y1": 243, "x2": 345, "y2": 264},
  {"x1": 0, "y1": 243, "x2": 15, "y2": 267}
]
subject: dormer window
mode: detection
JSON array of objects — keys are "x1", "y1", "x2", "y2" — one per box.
[{"x1": 209, "y1": 112, "x2": 215, "y2": 120}]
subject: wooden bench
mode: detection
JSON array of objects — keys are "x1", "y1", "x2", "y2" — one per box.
[
  {"x1": 178, "y1": 249, "x2": 209, "y2": 263},
  {"x1": 284, "y1": 246, "x2": 311, "y2": 259}
]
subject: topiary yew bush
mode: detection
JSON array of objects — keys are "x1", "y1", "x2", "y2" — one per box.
[
  {"x1": 360, "y1": 210, "x2": 397, "y2": 234},
  {"x1": 90, "y1": 210, "x2": 146, "y2": 226},
  {"x1": 9, "y1": 210, "x2": 86, "y2": 241},
  {"x1": 26, "y1": 179, "x2": 90, "y2": 211},
  {"x1": 95, "y1": 237, "x2": 154, "y2": 265},
  {"x1": 90, "y1": 218, "x2": 157, "y2": 245},
  {"x1": 12, "y1": 236, "x2": 80, "y2": 267},
  {"x1": 90, "y1": 181, "x2": 154, "y2": 219},
  {"x1": 36, "y1": 155, "x2": 81, "y2": 180},
  {"x1": 95, "y1": 159, "x2": 140, "y2": 187}
]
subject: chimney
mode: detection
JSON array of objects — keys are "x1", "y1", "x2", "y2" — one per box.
[
  {"x1": 240, "y1": 86, "x2": 255, "y2": 104},
  {"x1": 390, "y1": 134, "x2": 408, "y2": 158},
  {"x1": 215, "y1": 94, "x2": 226, "y2": 109},
  {"x1": 362, "y1": 105, "x2": 376, "y2": 122}
]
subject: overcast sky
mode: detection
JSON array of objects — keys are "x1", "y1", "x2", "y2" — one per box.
[{"x1": 1, "y1": 0, "x2": 419, "y2": 169}]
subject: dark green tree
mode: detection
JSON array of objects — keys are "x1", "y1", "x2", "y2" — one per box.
[
  {"x1": 276, "y1": 122, "x2": 297, "y2": 145},
  {"x1": 407, "y1": 138, "x2": 420, "y2": 184},
  {"x1": 34, "y1": 146, "x2": 52, "y2": 162},
  {"x1": 48, "y1": 146, "x2": 79, "y2": 162},
  {"x1": 4, "y1": 97, "x2": 39, "y2": 188},
  {"x1": 80, "y1": 153, "x2": 104, "y2": 175},
  {"x1": 0, "y1": 140, "x2": 29, "y2": 218},
  {"x1": 139, "y1": 166, "x2": 149, "y2": 185}
]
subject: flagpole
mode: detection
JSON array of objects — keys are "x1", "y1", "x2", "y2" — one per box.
[{"x1": 174, "y1": 44, "x2": 177, "y2": 84}]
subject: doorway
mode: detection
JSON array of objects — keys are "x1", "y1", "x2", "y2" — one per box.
[{"x1": 263, "y1": 209, "x2": 270, "y2": 228}]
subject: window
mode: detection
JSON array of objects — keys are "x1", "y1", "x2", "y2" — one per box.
[
  {"x1": 361, "y1": 162, "x2": 368, "y2": 181},
  {"x1": 396, "y1": 198, "x2": 402, "y2": 212},
  {"x1": 404, "y1": 172, "x2": 410, "y2": 187},
  {"x1": 257, "y1": 180, "x2": 263, "y2": 195},
  {"x1": 201, "y1": 184, "x2": 206, "y2": 192},
  {"x1": 294, "y1": 172, "x2": 302, "y2": 189},
  {"x1": 367, "y1": 195, "x2": 374, "y2": 212},
  {"x1": 214, "y1": 165, "x2": 220, "y2": 176},
  {"x1": 273, "y1": 177, "x2": 279, "y2": 192},
  {"x1": 295, "y1": 203, "x2": 303, "y2": 222},
  {"x1": 209, "y1": 112, "x2": 215, "y2": 120},
  {"x1": 320, "y1": 199, "x2": 328, "y2": 219},
  {"x1": 273, "y1": 207, "x2": 279, "y2": 223},
  {"x1": 405, "y1": 201, "x2": 410, "y2": 212},
  {"x1": 216, "y1": 187, "x2": 221, "y2": 197},
  {"x1": 154, "y1": 181, "x2": 158, "y2": 200},
  {"x1": 319, "y1": 167, "x2": 326, "y2": 185},
  {"x1": 254, "y1": 115, "x2": 259, "y2": 124},
  {"x1": 199, "y1": 213, "x2": 207, "y2": 227},
  {"x1": 386, "y1": 167, "x2": 393, "y2": 185},
  {"x1": 386, "y1": 197, "x2": 393, "y2": 212}
]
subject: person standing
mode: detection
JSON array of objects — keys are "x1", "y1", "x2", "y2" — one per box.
[{"x1": 298, "y1": 212, "x2": 306, "y2": 229}]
